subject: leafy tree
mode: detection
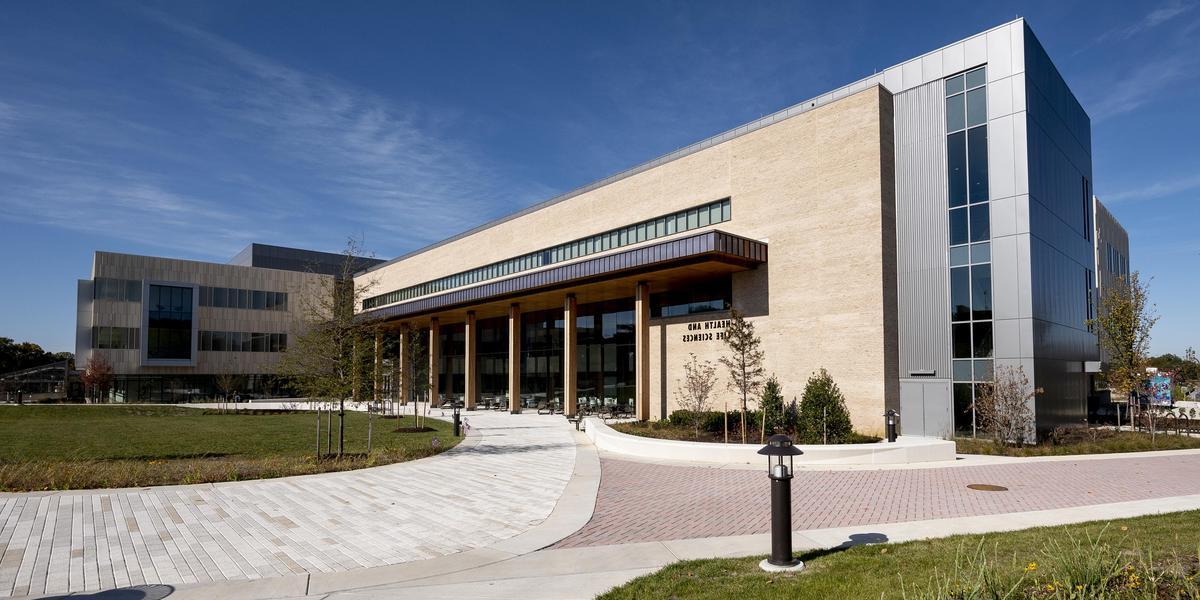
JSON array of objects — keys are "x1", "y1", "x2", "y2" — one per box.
[
  {"x1": 719, "y1": 310, "x2": 765, "y2": 444},
  {"x1": 0, "y1": 338, "x2": 62, "y2": 374},
  {"x1": 673, "y1": 353, "x2": 718, "y2": 439},
  {"x1": 797, "y1": 369, "x2": 852, "y2": 444},
  {"x1": 974, "y1": 365, "x2": 1036, "y2": 446},
  {"x1": 276, "y1": 238, "x2": 377, "y2": 458},
  {"x1": 759, "y1": 375, "x2": 784, "y2": 441},
  {"x1": 1092, "y1": 272, "x2": 1158, "y2": 404},
  {"x1": 79, "y1": 354, "x2": 114, "y2": 404}
]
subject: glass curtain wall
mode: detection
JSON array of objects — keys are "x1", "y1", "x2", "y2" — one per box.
[
  {"x1": 477, "y1": 316, "x2": 508, "y2": 409},
  {"x1": 946, "y1": 66, "x2": 994, "y2": 434},
  {"x1": 575, "y1": 300, "x2": 636, "y2": 414},
  {"x1": 520, "y1": 309, "x2": 565, "y2": 411},
  {"x1": 438, "y1": 323, "x2": 465, "y2": 405},
  {"x1": 147, "y1": 284, "x2": 193, "y2": 360}
]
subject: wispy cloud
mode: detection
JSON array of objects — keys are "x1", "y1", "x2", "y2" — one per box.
[
  {"x1": 1105, "y1": 173, "x2": 1200, "y2": 203},
  {"x1": 1101, "y1": 1, "x2": 1197, "y2": 41},
  {"x1": 1089, "y1": 54, "x2": 1197, "y2": 121},
  {"x1": 143, "y1": 9, "x2": 542, "y2": 246}
]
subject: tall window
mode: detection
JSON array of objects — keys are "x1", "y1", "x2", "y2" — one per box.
[
  {"x1": 946, "y1": 66, "x2": 992, "y2": 434},
  {"x1": 147, "y1": 284, "x2": 193, "y2": 360}
]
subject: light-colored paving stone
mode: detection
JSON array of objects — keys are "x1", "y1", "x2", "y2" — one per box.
[{"x1": 0, "y1": 410, "x2": 575, "y2": 597}]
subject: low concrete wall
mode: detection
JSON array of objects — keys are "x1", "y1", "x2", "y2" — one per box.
[{"x1": 583, "y1": 418, "x2": 957, "y2": 465}]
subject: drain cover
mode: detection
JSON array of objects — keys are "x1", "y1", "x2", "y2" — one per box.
[{"x1": 967, "y1": 483, "x2": 1008, "y2": 492}]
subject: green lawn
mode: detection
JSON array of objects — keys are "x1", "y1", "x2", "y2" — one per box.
[
  {"x1": 599, "y1": 511, "x2": 1200, "y2": 599},
  {"x1": 0, "y1": 405, "x2": 460, "y2": 491},
  {"x1": 955, "y1": 428, "x2": 1200, "y2": 457}
]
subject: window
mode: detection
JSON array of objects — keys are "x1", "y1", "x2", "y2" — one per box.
[
  {"x1": 92, "y1": 326, "x2": 139, "y2": 350},
  {"x1": 969, "y1": 203, "x2": 990, "y2": 242},
  {"x1": 1085, "y1": 269, "x2": 1095, "y2": 331},
  {"x1": 947, "y1": 132, "x2": 967, "y2": 208},
  {"x1": 651, "y1": 277, "x2": 732, "y2": 318},
  {"x1": 946, "y1": 66, "x2": 992, "y2": 431},
  {"x1": 94, "y1": 278, "x2": 142, "y2": 303},
  {"x1": 147, "y1": 284, "x2": 193, "y2": 360},
  {"x1": 1082, "y1": 177, "x2": 1092, "y2": 241},
  {"x1": 363, "y1": 197, "x2": 733, "y2": 310}
]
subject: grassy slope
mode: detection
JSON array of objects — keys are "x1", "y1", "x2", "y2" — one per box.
[
  {"x1": 955, "y1": 430, "x2": 1200, "y2": 456},
  {"x1": 600, "y1": 511, "x2": 1200, "y2": 599},
  {"x1": 0, "y1": 405, "x2": 459, "y2": 490}
]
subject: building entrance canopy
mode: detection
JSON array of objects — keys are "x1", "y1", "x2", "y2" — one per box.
[{"x1": 359, "y1": 230, "x2": 767, "y2": 420}]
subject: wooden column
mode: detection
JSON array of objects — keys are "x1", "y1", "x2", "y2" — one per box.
[
  {"x1": 398, "y1": 328, "x2": 409, "y2": 405},
  {"x1": 464, "y1": 311, "x2": 478, "y2": 410},
  {"x1": 428, "y1": 318, "x2": 440, "y2": 407},
  {"x1": 635, "y1": 281, "x2": 650, "y2": 421},
  {"x1": 373, "y1": 331, "x2": 382, "y2": 404},
  {"x1": 563, "y1": 294, "x2": 578, "y2": 417},
  {"x1": 508, "y1": 303, "x2": 521, "y2": 413}
]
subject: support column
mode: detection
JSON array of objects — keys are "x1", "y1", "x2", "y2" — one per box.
[
  {"x1": 563, "y1": 294, "x2": 578, "y2": 417},
  {"x1": 398, "y1": 327, "x2": 409, "y2": 405},
  {"x1": 635, "y1": 281, "x2": 650, "y2": 421},
  {"x1": 464, "y1": 311, "x2": 478, "y2": 410},
  {"x1": 508, "y1": 303, "x2": 521, "y2": 413},
  {"x1": 429, "y1": 318, "x2": 440, "y2": 407},
  {"x1": 373, "y1": 331, "x2": 382, "y2": 404}
]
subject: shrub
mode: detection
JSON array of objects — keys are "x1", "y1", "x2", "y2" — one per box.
[
  {"x1": 760, "y1": 376, "x2": 785, "y2": 435},
  {"x1": 796, "y1": 368, "x2": 852, "y2": 444}
]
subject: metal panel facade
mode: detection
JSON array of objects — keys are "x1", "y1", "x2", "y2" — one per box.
[{"x1": 894, "y1": 80, "x2": 951, "y2": 379}]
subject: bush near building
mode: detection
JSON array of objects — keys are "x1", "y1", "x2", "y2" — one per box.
[{"x1": 795, "y1": 368, "x2": 853, "y2": 444}]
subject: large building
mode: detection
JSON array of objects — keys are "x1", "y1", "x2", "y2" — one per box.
[
  {"x1": 74, "y1": 244, "x2": 382, "y2": 402},
  {"x1": 72, "y1": 19, "x2": 1127, "y2": 437},
  {"x1": 353, "y1": 18, "x2": 1123, "y2": 438}
]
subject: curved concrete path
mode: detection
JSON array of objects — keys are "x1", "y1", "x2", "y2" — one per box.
[{"x1": 0, "y1": 410, "x2": 578, "y2": 598}]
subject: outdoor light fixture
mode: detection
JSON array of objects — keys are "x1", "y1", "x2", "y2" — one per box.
[
  {"x1": 452, "y1": 402, "x2": 462, "y2": 437},
  {"x1": 885, "y1": 409, "x2": 899, "y2": 443},
  {"x1": 757, "y1": 434, "x2": 804, "y2": 572}
]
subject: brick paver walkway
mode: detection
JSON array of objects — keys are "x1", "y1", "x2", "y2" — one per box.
[
  {"x1": 554, "y1": 454, "x2": 1200, "y2": 547},
  {"x1": 0, "y1": 412, "x2": 575, "y2": 598}
]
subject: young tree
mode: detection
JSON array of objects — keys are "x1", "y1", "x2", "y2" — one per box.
[
  {"x1": 973, "y1": 365, "x2": 1036, "y2": 446},
  {"x1": 759, "y1": 375, "x2": 784, "y2": 443},
  {"x1": 797, "y1": 369, "x2": 852, "y2": 444},
  {"x1": 403, "y1": 325, "x2": 430, "y2": 428},
  {"x1": 79, "y1": 354, "x2": 114, "y2": 404},
  {"x1": 276, "y1": 238, "x2": 377, "y2": 458},
  {"x1": 719, "y1": 310, "x2": 765, "y2": 444},
  {"x1": 673, "y1": 353, "x2": 718, "y2": 439},
  {"x1": 214, "y1": 372, "x2": 244, "y2": 412},
  {"x1": 1092, "y1": 272, "x2": 1158, "y2": 409}
]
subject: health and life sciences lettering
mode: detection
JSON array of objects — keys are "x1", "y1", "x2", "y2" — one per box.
[{"x1": 681, "y1": 319, "x2": 730, "y2": 343}]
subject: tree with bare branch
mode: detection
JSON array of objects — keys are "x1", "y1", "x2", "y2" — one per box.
[
  {"x1": 674, "y1": 353, "x2": 718, "y2": 439},
  {"x1": 276, "y1": 238, "x2": 377, "y2": 458},
  {"x1": 974, "y1": 365, "x2": 1038, "y2": 446},
  {"x1": 719, "y1": 310, "x2": 765, "y2": 444}
]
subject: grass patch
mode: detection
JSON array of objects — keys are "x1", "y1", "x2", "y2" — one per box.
[
  {"x1": 0, "y1": 405, "x2": 459, "y2": 491},
  {"x1": 611, "y1": 420, "x2": 880, "y2": 445},
  {"x1": 955, "y1": 428, "x2": 1200, "y2": 456},
  {"x1": 599, "y1": 510, "x2": 1200, "y2": 599}
]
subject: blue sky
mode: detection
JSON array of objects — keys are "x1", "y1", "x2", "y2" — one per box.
[{"x1": 0, "y1": 1, "x2": 1196, "y2": 355}]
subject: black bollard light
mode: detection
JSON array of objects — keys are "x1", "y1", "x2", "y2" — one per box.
[
  {"x1": 452, "y1": 402, "x2": 462, "y2": 437},
  {"x1": 884, "y1": 409, "x2": 899, "y2": 443},
  {"x1": 757, "y1": 434, "x2": 804, "y2": 572}
]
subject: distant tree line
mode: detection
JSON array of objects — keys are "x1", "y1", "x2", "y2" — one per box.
[{"x1": 0, "y1": 337, "x2": 72, "y2": 374}]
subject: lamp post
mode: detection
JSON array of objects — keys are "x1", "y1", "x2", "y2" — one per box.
[
  {"x1": 757, "y1": 434, "x2": 804, "y2": 572},
  {"x1": 884, "y1": 409, "x2": 899, "y2": 443},
  {"x1": 452, "y1": 401, "x2": 462, "y2": 437}
]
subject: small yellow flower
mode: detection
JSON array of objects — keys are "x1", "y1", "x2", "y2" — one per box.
[
  {"x1": 1025, "y1": 562, "x2": 1038, "y2": 572},
  {"x1": 1120, "y1": 525, "x2": 1128, "y2": 531},
  {"x1": 1044, "y1": 583, "x2": 1055, "y2": 592},
  {"x1": 880, "y1": 548, "x2": 888, "y2": 554}
]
